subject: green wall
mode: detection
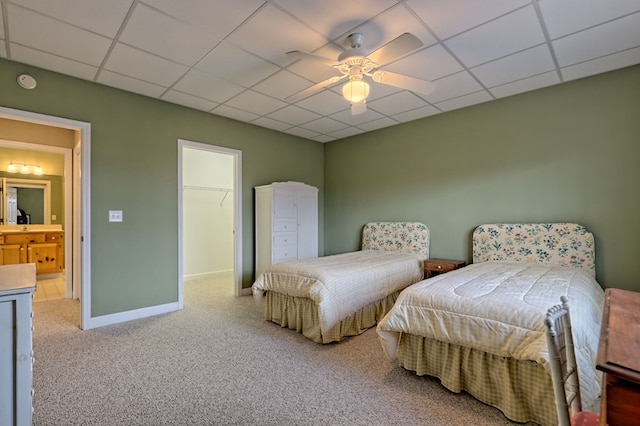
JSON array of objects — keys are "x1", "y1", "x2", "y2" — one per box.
[
  {"x1": 0, "y1": 58, "x2": 324, "y2": 317},
  {"x1": 324, "y1": 65, "x2": 640, "y2": 292}
]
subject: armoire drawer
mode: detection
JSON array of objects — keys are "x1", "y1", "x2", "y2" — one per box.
[
  {"x1": 273, "y1": 233, "x2": 297, "y2": 247},
  {"x1": 273, "y1": 220, "x2": 297, "y2": 233},
  {"x1": 273, "y1": 247, "x2": 296, "y2": 262}
]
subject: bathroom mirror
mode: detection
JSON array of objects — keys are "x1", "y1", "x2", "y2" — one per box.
[{"x1": 1, "y1": 177, "x2": 51, "y2": 225}]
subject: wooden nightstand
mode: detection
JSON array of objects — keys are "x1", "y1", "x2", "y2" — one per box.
[{"x1": 424, "y1": 258, "x2": 466, "y2": 279}]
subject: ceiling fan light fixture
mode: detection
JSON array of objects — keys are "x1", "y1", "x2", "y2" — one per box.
[{"x1": 342, "y1": 79, "x2": 370, "y2": 104}]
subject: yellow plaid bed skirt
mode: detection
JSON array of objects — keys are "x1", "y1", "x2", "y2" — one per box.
[
  {"x1": 264, "y1": 290, "x2": 401, "y2": 344},
  {"x1": 398, "y1": 333, "x2": 557, "y2": 426}
]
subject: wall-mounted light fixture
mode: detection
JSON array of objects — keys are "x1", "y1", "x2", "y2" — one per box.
[{"x1": 7, "y1": 163, "x2": 43, "y2": 175}]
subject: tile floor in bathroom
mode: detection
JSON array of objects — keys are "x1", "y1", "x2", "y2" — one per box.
[{"x1": 33, "y1": 274, "x2": 66, "y2": 302}]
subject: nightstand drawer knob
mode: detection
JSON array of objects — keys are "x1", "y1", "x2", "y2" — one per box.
[{"x1": 437, "y1": 265, "x2": 442, "y2": 269}]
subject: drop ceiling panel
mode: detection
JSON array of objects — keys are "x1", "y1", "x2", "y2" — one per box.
[
  {"x1": 407, "y1": 0, "x2": 531, "y2": 40},
  {"x1": 367, "y1": 91, "x2": 428, "y2": 116},
  {"x1": 472, "y1": 45, "x2": 556, "y2": 88},
  {"x1": 120, "y1": 3, "x2": 219, "y2": 66},
  {"x1": 552, "y1": 12, "x2": 640, "y2": 67},
  {"x1": 97, "y1": 70, "x2": 166, "y2": 98},
  {"x1": 224, "y1": 90, "x2": 288, "y2": 116},
  {"x1": 384, "y1": 44, "x2": 464, "y2": 82},
  {"x1": 425, "y1": 71, "x2": 485, "y2": 104},
  {"x1": 105, "y1": 43, "x2": 189, "y2": 87},
  {"x1": 196, "y1": 41, "x2": 279, "y2": 87},
  {"x1": 9, "y1": 44, "x2": 98, "y2": 81},
  {"x1": 560, "y1": 47, "x2": 640, "y2": 82},
  {"x1": 142, "y1": 0, "x2": 265, "y2": 39},
  {"x1": 252, "y1": 70, "x2": 315, "y2": 100},
  {"x1": 539, "y1": 0, "x2": 640, "y2": 39},
  {"x1": 7, "y1": 4, "x2": 111, "y2": 66},
  {"x1": 272, "y1": 0, "x2": 401, "y2": 39},
  {"x1": 445, "y1": 5, "x2": 545, "y2": 67},
  {"x1": 161, "y1": 90, "x2": 218, "y2": 112},
  {"x1": 226, "y1": 4, "x2": 327, "y2": 65},
  {"x1": 14, "y1": 0, "x2": 133, "y2": 38},
  {"x1": 301, "y1": 117, "x2": 350, "y2": 134},
  {"x1": 266, "y1": 105, "x2": 321, "y2": 126},
  {"x1": 489, "y1": 71, "x2": 560, "y2": 99},
  {"x1": 173, "y1": 69, "x2": 244, "y2": 103}
]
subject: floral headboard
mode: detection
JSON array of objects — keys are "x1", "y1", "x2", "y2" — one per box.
[
  {"x1": 361, "y1": 222, "x2": 430, "y2": 260},
  {"x1": 472, "y1": 223, "x2": 595, "y2": 276}
]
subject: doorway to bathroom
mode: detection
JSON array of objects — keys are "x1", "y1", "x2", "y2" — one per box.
[{"x1": 177, "y1": 139, "x2": 242, "y2": 307}]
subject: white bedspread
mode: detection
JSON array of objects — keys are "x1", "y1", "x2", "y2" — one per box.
[
  {"x1": 377, "y1": 261, "x2": 605, "y2": 411},
  {"x1": 252, "y1": 250, "x2": 423, "y2": 335}
]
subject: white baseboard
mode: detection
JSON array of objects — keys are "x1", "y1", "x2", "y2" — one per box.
[
  {"x1": 183, "y1": 270, "x2": 233, "y2": 282},
  {"x1": 84, "y1": 302, "x2": 180, "y2": 329}
]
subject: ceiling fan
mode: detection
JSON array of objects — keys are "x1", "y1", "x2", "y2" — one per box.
[{"x1": 286, "y1": 32, "x2": 436, "y2": 115}]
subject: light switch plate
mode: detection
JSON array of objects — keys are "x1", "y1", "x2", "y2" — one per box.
[{"x1": 109, "y1": 210, "x2": 123, "y2": 222}]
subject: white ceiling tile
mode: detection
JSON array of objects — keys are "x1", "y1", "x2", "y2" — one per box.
[
  {"x1": 224, "y1": 90, "x2": 288, "y2": 116},
  {"x1": 329, "y1": 108, "x2": 385, "y2": 126},
  {"x1": 425, "y1": 71, "x2": 484, "y2": 103},
  {"x1": 472, "y1": 45, "x2": 556, "y2": 88},
  {"x1": 212, "y1": 105, "x2": 260, "y2": 122},
  {"x1": 173, "y1": 69, "x2": 244, "y2": 103},
  {"x1": 384, "y1": 44, "x2": 464, "y2": 81},
  {"x1": 7, "y1": 4, "x2": 111, "y2": 66},
  {"x1": 14, "y1": 0, "x2": 133, "y2": 38},
  {"x1": 97, "y1": 70, "x2": 166, "y2": 98},
  {"x1": 435, "y1": 91, "x2": 493, "y2": 111},
  {"x1": 347, "y1": 4, "x2": 437, "y2": 54},
  {"x1": 300, "y1": 117, "x2": 349, "y2": 134},
  {"x1": 196, "y1": 41, "x2": 279, "y2": 87},
  {"x1": 489, "y1": 71, "x2": 560, "y2": 99},
  {"x1": 561, "y1": 47, "x2": 640, "y2": 82},
  {"x1": 266, "y1": 105, "x2": 321, "y2": 126},
  {"x1": 392, "y1": 105, "x2": 441, "y2": 122},
  {"x1": 327, "y1": 127, "x2": 366, "y2": 139},
  {"x1": 272, "y1": 0, "x2": 400, "y2": 39},
  {"x1": 286, "y1": 56, "x2": 341, "y2": 84},
  {"x1": 251, "y1": 117, "x2": 291, "y2": 132},
  {"x1": 161, "y1": 90, "x2": 218, "y2": 112},
  {"x1": 142, "y1": 0, "x2": 265, "y2": 39},
  {"x1": 539, "y1": 0, "x2": 640, "y2": 39},
  {"x1": 367, "y1": 91, "x2": 428, "y2": 115},
  {"x1": 361, "y1": 82, "x2": 402, "y2": 101},
  {"x1": 120, "y1": 3, "x2": 219, "y2": 66},
  {"x1": 312, "y1": 135, "x2": 336, "y2": 143},
  {"x1": 407, "y1": 0, "x2": 530, "y2": 40},
  {"x1": 357, "y1": 117, "x2": 399, "y2": 132},
  {"x1": 252, "y1": 70, "x2": 315, "y2": 100},
  {"x1": 445, "y1": 5, "x2": 545, "y2": 67},
  {"x1": 105, "y1": 43, "x2": 188, "y2": 87},
  {"x1": 552, "y1": 13, "x2": 640, "y2": 67},
  {"x1": 283, "y1": 127, "x2": 321, "y2": 140},
  {"x1": 9, "y1": 44, "x2": 98, "y2": 81},
  {"x1": 227, "y1": 4, "x2": 328, "y2": 66},
  {"x1": 296, "y1": 90, "x2": 349, "y2": 116}
]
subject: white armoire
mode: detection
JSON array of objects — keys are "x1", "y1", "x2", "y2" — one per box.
[{"x1": 254, "y1": 182, "x2": 318, "y2": 277}]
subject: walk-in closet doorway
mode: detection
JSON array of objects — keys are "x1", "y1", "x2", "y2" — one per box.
[{"x1": 177, "y1": 140, "x2": 242, "y2": 306}]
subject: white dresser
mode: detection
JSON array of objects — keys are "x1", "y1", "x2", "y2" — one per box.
[
  {"x1": 255, "y1": 182, "x2": 318, "y2": 277},
  {"x1": 0, "y1": 263, "x2": 36, "y2": 426}
]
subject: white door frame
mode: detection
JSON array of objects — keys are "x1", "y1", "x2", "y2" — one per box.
[
  {"x1": 177, "y1": 139, "x2": 243, "y2": 304},
  {"x1": 0, "y1": 106, "x2": 91, "y2": 329}
]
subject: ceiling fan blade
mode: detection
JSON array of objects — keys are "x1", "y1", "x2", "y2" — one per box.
[
  {"x1": 286, "y1": 50, "x2": 339, "y2": 67},
  {"x1": 351, "y1": 101, "x2": 367, "y2": 115},
  {"x1": 371, "y1": 70, "x2": 436, "y2": 95},
  {"x1": 286, "y1": 75, "x2": 346, "y2": 102},
  {"x1": 366, "y1": 33, "x2": 423, "y2": 66}
]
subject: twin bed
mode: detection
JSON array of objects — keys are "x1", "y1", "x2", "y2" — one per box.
[
  {"x1": 252, "y1": 222, "x2": 605, "y2": 426},
  {"x1": 378, "y1": 223, "x2": 604, "y2": 426},
  {"x1": 252, "y1": 221, "x2": 429, "y2": 343}
]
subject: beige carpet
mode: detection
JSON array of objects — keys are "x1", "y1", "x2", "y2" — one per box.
[{"x1": 31, "y1": 277, "x2": 533, "y2": 425}]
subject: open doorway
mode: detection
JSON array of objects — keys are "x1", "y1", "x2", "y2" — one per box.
[
  {"x1": 0, "y1": 106, "x2": 91, "y2": 329},
  {"x1": 177, "y1": 139, "x2": 242, "y2": 307}
]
